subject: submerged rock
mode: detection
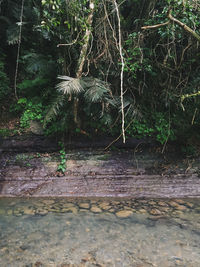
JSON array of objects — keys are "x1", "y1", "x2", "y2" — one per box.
[
  {"x1": 23, "y1": 207, "x2": 35, "y2": 215},
  {"x1": 149, "y1": 208, "x2": 163, "y2": 216},
  {"x1": 98, "y1": 202, "x2": 111, "y2": 210},
  {"x1": 116, "y1": 210, "x2": 133, "y2": 218},
  {"x1": 79, "y1": 202, "x2": 90, "y2": 209},
  {"x1": 91, "y1": 205, "x2": 102, "y2": 213}
]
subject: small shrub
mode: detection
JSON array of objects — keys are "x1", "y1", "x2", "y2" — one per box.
[
  {"x1": 57, "y1": 141, "x2": 66, "y2": 173},
  {"x1": 16, "y1": 98, "x2": 44, "y2": 128}
]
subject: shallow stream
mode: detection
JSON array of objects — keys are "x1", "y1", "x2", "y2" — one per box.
[{"x1": 0, "y1": 198, "x2": 200, "y2": 267}]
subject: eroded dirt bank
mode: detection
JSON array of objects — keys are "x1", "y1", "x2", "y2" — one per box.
[{"x1": 0, "y1": 135, "x2": 200, "y2": 198}]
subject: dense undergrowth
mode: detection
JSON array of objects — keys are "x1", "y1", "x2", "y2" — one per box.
[{"x1": 0, "y1": 0, "x2": 200, "y2": 155}]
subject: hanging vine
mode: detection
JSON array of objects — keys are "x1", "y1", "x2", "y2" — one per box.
[
  {"x1": 14, "y1": 0, "x2": 25, "y2": 100},
  {"x1": 113, "y1": 0, "x2": 125, "y2": 143}
]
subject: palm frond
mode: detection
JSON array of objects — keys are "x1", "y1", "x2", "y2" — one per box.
[
  {"x1": 100, "y1": 113, "x2": 113, "y2": 126},
  {"x1": 83, "y1": 78, "x2": 111, "y2": 103},
  {"x1": 56, "y1": 76, "x2": 84, "y2": 95},
  {"x1": 7, "y1": 25, "x2": 20, "y2": 45},
  {"x1": 22, "y1": 53, "x2": 55, "y2": 75},
  {"x1": 43, "y1": 94, "x2": 65, "y2": 128}
]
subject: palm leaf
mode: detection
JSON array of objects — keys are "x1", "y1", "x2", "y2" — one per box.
[
  {"x1": 56, "y1": 76, "x2": 84, "y2": 95},
  {"x1": 83, "y1": 78, "x2": 111, "y2": 103},
  {"x1": 43, "y1": 94, "x2": 65, "y2": 128}
]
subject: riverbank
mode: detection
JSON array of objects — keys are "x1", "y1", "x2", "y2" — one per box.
[{"x1": 0, "y1": 135, "x2": 200, "y2": 198}]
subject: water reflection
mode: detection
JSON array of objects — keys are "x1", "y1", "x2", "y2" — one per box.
[{"x1": 0, "y1": 198, "x2": 199, "y2": 266}]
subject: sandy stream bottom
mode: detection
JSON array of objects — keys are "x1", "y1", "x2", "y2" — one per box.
[{"x1": 0, "y1": 198, "x2": 200, "y2": 267}]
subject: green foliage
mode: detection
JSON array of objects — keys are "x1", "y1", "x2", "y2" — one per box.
[
  {"x1": 16, "y1": 98, "x2": 44, "y2": 128},
  {"x1": 153, "y1": 112, "x2": 176, "y2": 144},
  {"x1": 57, "y1": 141, "x2": 66, "y2": 173},
  {"x1": 21, "y1": 52, "x2": 56, "y2": 77},
  {"x1": 181, "y1": 144, "x2": 197, "y2": 156},
  {"x1": 126, "y1": 119, "x2": 154, "y2": 138},
  {"x1": 0, "y1": 128, "x2": 18, "y2": 137},
  {"x1": 1, "y1": 0, "x2": 200, "y2": 148},
  {"x1": 126, "y1": 112, "x2": 176, "y2": 144},
  {"x1": 18, "y1": 78, "x2": 49, "y2": 94},
  {"x1": 0, "y1": 57, "x2": 11, "y2": 103},
  {"x1": 124, "y1": 33, "x2": 155, "y2": 78},
  {"x1": 15, "y1": 153, "x2": 34, "y2": 167},
  {"x1": 44, "y1": 76, "x2": 116, "y2": 134}
]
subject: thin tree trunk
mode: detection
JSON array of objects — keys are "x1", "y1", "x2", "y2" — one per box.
[{"x1": 73, "y1": 0, "x2": 95, "y2": 126}]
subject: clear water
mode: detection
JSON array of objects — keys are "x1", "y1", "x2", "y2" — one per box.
[{"x1": 0, "y1": 198, "x2": 200, "y2": 267}]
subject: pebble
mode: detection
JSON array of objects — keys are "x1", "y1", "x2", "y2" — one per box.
[
  {"x1": 42, "y1": 199, "x2": 55, "y2": 205},
  {"x1": 172, "y1": 210, "x2": 183, "y2": 215},
  {"x1": 98, "y1": 202, "x2": 111, "y2": 210},
  {"x1": 138, "y1": 208, "x2": 146, "y2": 214},
  {"x1": 91, "y1": 206, "x2": 102, "y2": 213},
  {"x1": 185, "y1": 202, "x2": 194, "y2": 208},
  {"x1": 0, "y1": 208, "x2": 5, "y2": 215},
  {"x1": 79, "y1": 209, "x2": 88, "y2": 212},
  {"x1": 158, "y1": 201, "x2": 168, "y2": 207},
  {"x1": 14, "y1": 211, "x2": 22, "y2": 217},
  {"x1": 0, "y1": 247, "x2": 9, "y2": 253},
  {"x1": 148, "y1": 200, "x2": 157, "y2": 205},
  {"x1": 175, "y1": 199, "x2": 185, "y2": 204},
  {"x1": 23, "y1": 208, "x2": 35, "y2": 215},
  {"x1": 66, "y1": 207, "x2": 78, "y2": 214},
  {"x1": 7, "y1": 209, "x2": 13, "y2": 215},
  {"x1": 62, "y1": 203, "x2": 76, "y2": 209},
  {"x1": 168, "y1": 201, "x2": 180, "y2": 208},
  {"x1": 175, "y1": 204, "x2": 188, "y2": 211},
  {"x1": 79, "y1": 203, "x2": 90, "y2": 209},
  {"x1": 109, "y1": 208, "x2": 115, "y2": 212},
  {"x1": 116, "y1": 210, "x2": 133, "y2": 218},
  {"x1": 37, "y1": 209, "x2": 48, "y2": 215},
  {"x1": 159, "y1": 206, "x2": 171, "y2": 212},
  {"x1": 149, "y1": 208, "x2": 163, "y2": 216}
]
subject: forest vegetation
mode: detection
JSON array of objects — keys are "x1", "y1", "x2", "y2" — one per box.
[{"x1": 0, "y1": 0, "x2": 200, "y2": 153}]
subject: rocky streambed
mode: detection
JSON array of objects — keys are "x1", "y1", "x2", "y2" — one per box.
[{"x1": 0, "y1": 197, "x2": 198, "y2": 218}]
